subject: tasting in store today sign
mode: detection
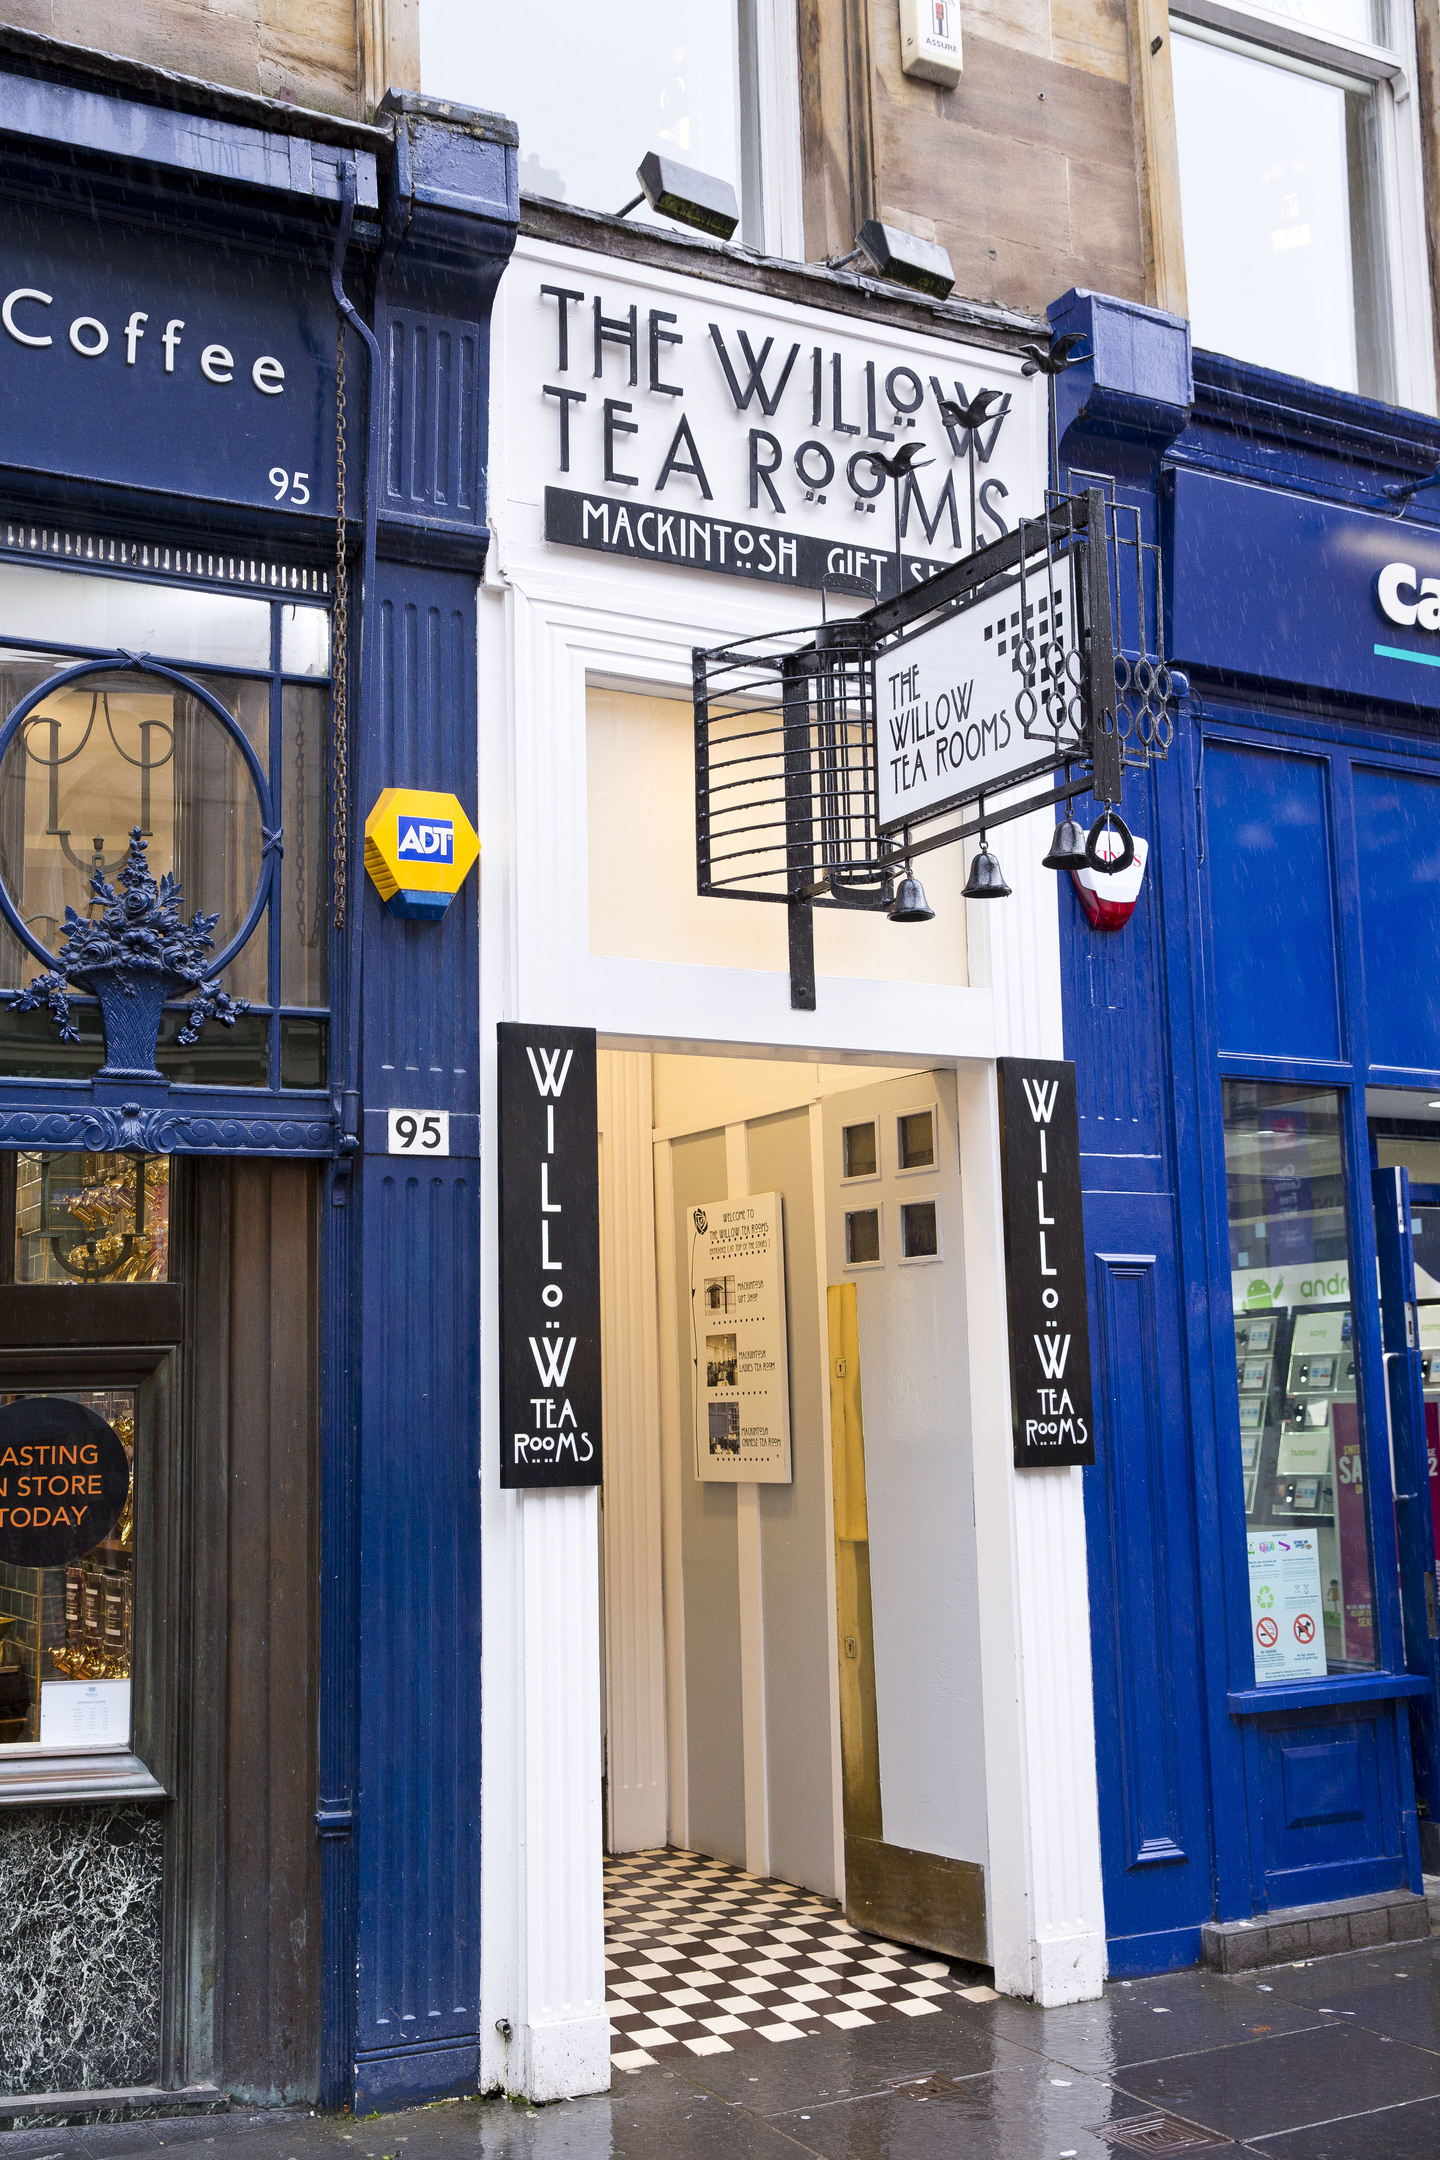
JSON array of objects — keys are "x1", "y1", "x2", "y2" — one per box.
[
  {"x1": 507, "y1": 237, "x2": 1042, "y2": 601},
  {"x1": 997, "y1": 1058, "x2": 1094, "y2": 1469},
  {"x1": 498, "y1": 1022, "x2": 603, "y2": 1489}
]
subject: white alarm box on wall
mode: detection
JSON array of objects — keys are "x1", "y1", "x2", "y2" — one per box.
[{"x1": 899, "y1": 0, "x2": 963, "y2": 87}]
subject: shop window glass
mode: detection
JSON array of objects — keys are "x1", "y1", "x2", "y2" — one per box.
[
  {"x1": 421, "y1": 0, "x2": 756, "y2": 240},
  {"x1": 1223, "y1": 1082, "x2": 1377, "y2": 1681},
  {"x1": 0, "y1": 561, "x2": 272, "y2": 671},
  {"x1": 898, "y1": 1109, "x2": 936, "y2": 1170},
  {"x1": 14, "y1": 1152, "x2": 169, "y2": 1284},
  {"x1": 845, "y1": 1207, "x2": 881, "y2": 1266},
  {"x1": 842, "y1": 1121, "x2": 878, "y2": 1179},
  {"x1": 900, "y1": 1199, "x2": 940, "y2": 1259},
  {"x1": 1171, "y1": 23, "x2": 1394, "y2": 399},
  {"x1": 0, "y1": 563, "x2": 331, "y2": 1087},
  {"x1": 0, "y1": 1385, "x2": 136, "y2": 1752}
]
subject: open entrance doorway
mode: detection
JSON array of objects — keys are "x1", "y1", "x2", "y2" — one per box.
[{"x1": 595, "y1": 1045, "x2": 991, "y2": 1990}]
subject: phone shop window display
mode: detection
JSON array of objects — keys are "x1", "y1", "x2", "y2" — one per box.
[
  {"x1": 0, "y1": 1151, "x2": 163, "y2": 1750},
  {"x1": 1224, "y1": 1085, "x2": 1377, "y2": 1681}
]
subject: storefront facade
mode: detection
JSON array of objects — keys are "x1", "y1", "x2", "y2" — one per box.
[
  {"x1": 0, "y1": 47, "x2": 515, "y2": 2115},
  {"x1": 1055, "y1": 287, "x2": 1440, "y2": 1975},
  {"x1": 474, "y1": 215, "x2": 1118, "y2": 2100}
]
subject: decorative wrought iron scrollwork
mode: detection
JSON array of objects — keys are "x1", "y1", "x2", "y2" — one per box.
[{"x1": 0, "y1": 650, "x2": 278, "y2": 1082}]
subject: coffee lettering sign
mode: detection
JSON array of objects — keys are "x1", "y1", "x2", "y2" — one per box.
[
  {"x1": 0, "y1": 1397, "x2": 131, "y2": 1566},
  {"x1": 498, "y1": 1022, "x2": 603, "y2": 1489},
  {"x1": 998, "y1": 1058, "x2": 1094, "y2": 1469}
]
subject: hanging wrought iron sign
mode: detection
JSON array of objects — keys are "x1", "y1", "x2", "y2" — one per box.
[
  {"x1": 0, "y1": 651, "x2": 278, "y2": 1083},
  {"x1": 693, "y1": 482, "x2": 1185, "y2": 1008}
]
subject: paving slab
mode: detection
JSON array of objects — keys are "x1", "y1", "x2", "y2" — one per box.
[{"x1": 1111, "y1": 2020, "x2": 1440, "y2": 2145}]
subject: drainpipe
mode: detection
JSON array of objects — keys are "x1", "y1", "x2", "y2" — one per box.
[{"x1": 329, "y1": 160, "x2": 384, "y2": 1162}]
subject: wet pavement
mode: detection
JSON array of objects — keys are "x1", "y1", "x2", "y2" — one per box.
[{"x1": 3, "y1": 1935, "x2": 1438, "y2": 2158}]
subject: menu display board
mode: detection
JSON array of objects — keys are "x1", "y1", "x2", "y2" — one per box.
[{"x1": 688, "y1": 1193, "x2": 792, "y2": 1484}]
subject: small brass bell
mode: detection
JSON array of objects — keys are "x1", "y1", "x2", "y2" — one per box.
[
  {"x1": 963, "y1": 842, "x2": 1011, "y2": 900},
  {"x1": 889, "y1": 868, "x2": 935, "y2": 922},
  {"x1": 1042, "y1": 815, "x2": 1088, "y2": 871}
]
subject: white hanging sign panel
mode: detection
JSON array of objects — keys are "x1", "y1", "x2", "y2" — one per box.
[
  {"x1": 878, "y1": 551, "x2": 1080, "y2": 832},
  {"x1": 689, "y1": 1193, "x2": 793, "y2": 1484}
]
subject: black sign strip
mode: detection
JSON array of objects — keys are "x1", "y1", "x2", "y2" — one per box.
[
  {"x1": 544, "y1": 485, "x2": 949, "y2": 600},
  {"x1": 497, "y1": 1023, "x2": 603, "y2": 1490},
  {"x1": 997, "y1": 1058, "x2": 1094, "y2": 1469}
]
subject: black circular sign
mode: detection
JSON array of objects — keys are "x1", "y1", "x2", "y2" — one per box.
[{"x1": 0, "y1": 1396, "x2": 131, "y2": 1567}]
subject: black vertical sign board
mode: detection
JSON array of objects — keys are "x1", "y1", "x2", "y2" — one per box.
[
  {"x1": 997, "y1": 1058, "x2": 1095, "y2": 1468},
  {"x1": 498, "y1": 1022, "x2": 602, "y2": 1488}
]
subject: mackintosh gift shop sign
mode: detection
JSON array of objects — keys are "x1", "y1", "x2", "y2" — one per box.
[
  {"x1": 498, "y1": 1023, "x2": 602, "y2": 1489},
  {"x1": 998, "y1": 1058, "x2": 1094, "y2": 1469},
  {"x1": 514, "y1": 238, "x2": 1040, "y2": 602}
]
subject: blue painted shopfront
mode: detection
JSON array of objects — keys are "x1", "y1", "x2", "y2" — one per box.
[
  {"x1": 0, "y1": 49, "x2": 515, "y2": 2112},
  {"x1": 1051, "y1": 287, "x2": 1440, "y2": 1973}
]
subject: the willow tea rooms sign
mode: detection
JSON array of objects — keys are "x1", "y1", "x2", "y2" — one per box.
[
  {"x1": 498, "y1": 1022, "x2": 603, "y2": 1490},
  {"x1": 997, "y1": 1058, "x2": 1094, "y2": 1469},
  {"x1": 501, "y1": 237, "x2": 1044, "y2": 602}
]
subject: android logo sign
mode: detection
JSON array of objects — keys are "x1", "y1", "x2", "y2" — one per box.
[{"x1": 1245, "y1": 1276, "x2": 1283, "y2": 1311}]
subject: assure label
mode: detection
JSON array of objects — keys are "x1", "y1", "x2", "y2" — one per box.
[
  {"x1": 998, "y1": 1058, "x2": 1094, "y2": 1468},
  {"x1": 497, "y1": 1023, "x2": 602, "y2": 1489}
]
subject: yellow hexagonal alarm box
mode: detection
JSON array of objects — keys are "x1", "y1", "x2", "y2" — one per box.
[{"x1": 364, "y1": 788, "x2": 480, "y2": 922}]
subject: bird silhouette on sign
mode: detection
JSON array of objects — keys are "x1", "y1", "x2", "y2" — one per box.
[
  {"x1": 937, "y1": 388, "x2": 1004, "y2": 434},
  {"x1": 864, "y1": 441, "x2": 934, "y2": 484},
  {"x1": 1020, "y1": 330, "x2": 1088, "y2": 377},
  {"x1": 859, "y1": 441, "x2": 934, "y2": 599},
  {"x1": 938, "y1": 389, "x2": 1007, "y2": 553}
]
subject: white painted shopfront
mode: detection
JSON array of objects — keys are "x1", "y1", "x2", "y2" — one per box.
[{"x1": 475, "y1": 230, "x2": 1107, "y2": 2101}]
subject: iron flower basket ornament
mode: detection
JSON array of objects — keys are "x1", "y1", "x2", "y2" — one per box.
[{"x1": 0, "y1": 652, "x2": 279, "y2": 1083}]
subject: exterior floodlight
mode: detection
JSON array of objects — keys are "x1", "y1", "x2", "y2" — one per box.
[
  {"x1": 616, "y1": 152, "x2": 739, "y2": 240},
  {"x1": 849, "y1": 220, "x2": 955, "y2": 301}
]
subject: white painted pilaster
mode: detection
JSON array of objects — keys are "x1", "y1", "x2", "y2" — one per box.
[
  {"x1": 514, "y1": 1486, "x2": 610, "y2": 2099},
  {"x1": 964, "y1": 804, "x2": 1107, "y2": 2005}
]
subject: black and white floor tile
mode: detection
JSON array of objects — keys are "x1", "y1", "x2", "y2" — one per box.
[{"x1": 604, "y1": 1846, "x2": 998, "y2": 2073}]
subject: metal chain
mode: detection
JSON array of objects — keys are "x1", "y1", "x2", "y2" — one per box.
[{"x1": 332, "y1": 320, "x2": 349, "y2": 929}]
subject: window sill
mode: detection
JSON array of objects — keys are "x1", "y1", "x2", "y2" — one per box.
[
  {"x1": 0, "y1": 1748, "x2": 167, "y2": 1805},
  {"x1": 1228, "y1": 1672, "x2": 1430, "y2": 1716}
]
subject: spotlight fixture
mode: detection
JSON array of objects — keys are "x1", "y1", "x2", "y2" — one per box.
[
  {"x1": 616, "y1": 152, "x2": 739, "y2": 241},
  {"x1": 830, "y1": 220, "x2": 955, "y2": 301}
]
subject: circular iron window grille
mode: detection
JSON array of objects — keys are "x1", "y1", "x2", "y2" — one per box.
[{"x1": 0, "y1": 652, "x2": 279, "y2": 1080}]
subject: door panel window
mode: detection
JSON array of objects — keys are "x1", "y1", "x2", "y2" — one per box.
[{"x1": 1223, "y1": 1081, "x2": 1378, "y2": 1679}]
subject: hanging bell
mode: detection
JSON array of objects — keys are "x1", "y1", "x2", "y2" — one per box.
[
  {"x1": 963, "y1": 841, "x2": 1011, "y2": 900},
  {"x1": 888, "y1": 868, "x2": 935, "y2": 922},
  {"x1": 1042, "y1": 814, "x2": 1089, "y2": 871}
]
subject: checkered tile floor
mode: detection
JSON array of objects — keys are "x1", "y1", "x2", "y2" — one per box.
[{"x1": 605, "y1": 1846, "x2": 998, "y2": 2073}]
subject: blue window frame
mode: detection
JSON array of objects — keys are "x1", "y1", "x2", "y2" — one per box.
[{"x1": 0, "y1": 547, "x2": 333, "y2": 1095}]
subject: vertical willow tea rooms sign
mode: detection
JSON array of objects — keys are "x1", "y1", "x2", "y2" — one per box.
[
  {"x1": 497, "y1": 1022, "x2": 602, "y2": 1489},
  {"x1": 998, "y1": 1058, "x2": 1094, "y2": 1468}
]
